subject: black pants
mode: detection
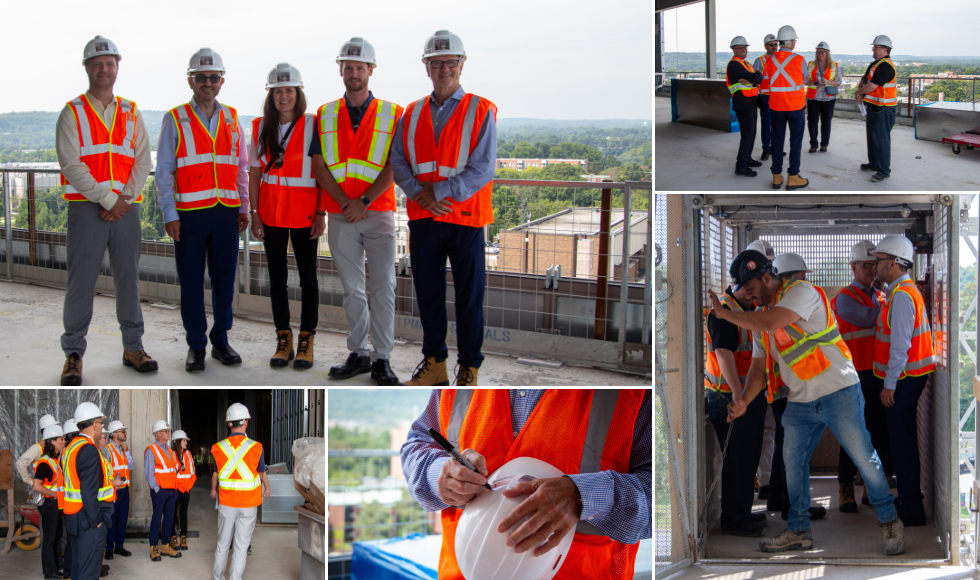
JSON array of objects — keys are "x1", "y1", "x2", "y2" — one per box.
[
  {"x1": 734, "y1": 106, "x2": 758, "y2": 170},
  {"x1": 70, "y1": 523, "x2": 107, "y2": 580},
  {"x1": 886, "y1": 374, "x2": 928, "y2": 510},
  {"x1": 839, "y1": 369, "x2": 894, "y2": 482},
  {"x1": 767, "y1": 397, "x2": 789, "y2": 511},
  {"x1": 707, "y1": 389, "x2": 767, "y2": 528},
  {"x1": 170, "y1": 490, "x2": 191, "y2": 539},
  {"x1": 62, "y1": 531, "x2": 72, "y2": 580},
  {"x1": 263, "y1": 224, "x2": 320, "y2": 332},
  {"x1": 807, "y1": 99, "x2": 836, "y2": 147},
  {"x1": 39, "y1": 498, "x2": 64, "y2": 576}
]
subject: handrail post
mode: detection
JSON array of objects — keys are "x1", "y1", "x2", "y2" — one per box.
[
  {"x1": 593, "y1": 181, "x2": 612, "y2": 340},
  {"x1": 618, "y1": 183, "x2": 633, "y2": 359},
  {"x1": 243, "y1": 220, "x2": 250, "y2": 296},
  {"x1": 27, "y1": 172, "x2": 37, "y2": 267},
  {"x1": 643, "y1": 192, "x2": 653, "y2": 346},
  {"x1": 3, "y1": 171, "x2": 11, "y2": 280},
  {"x1": 908, "y1": 77, "x2": 912, "y2": 118}
]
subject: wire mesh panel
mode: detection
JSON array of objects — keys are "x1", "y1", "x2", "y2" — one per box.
[{"x1": 760, "y1": 233, "x2": 888, "y2": 289}]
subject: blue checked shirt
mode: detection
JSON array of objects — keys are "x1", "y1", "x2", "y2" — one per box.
[{"x1": 400, "y1": 389, "x2": 652, "y2": 545}]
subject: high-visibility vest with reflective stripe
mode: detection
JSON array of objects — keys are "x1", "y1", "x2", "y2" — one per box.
[
  {"x1": 873, "y1": 279, "x2": 936, "y2": 379},
  {"x1": 98, "y1": 450, "x2": 117, "y2": 502},
  {"x1": 170, "y1": 102, "x2": 241, "y2": 210},
  {"x1": 831, "y1": 284, "x2": 885, "y2": 372},
  {"x1": 60, "y1": 435, "x2": 114, "y2": 514},
  {"x1": 107, "y1": 442, "x2": 130, "y2": 488},
  {"x1": 759, "y1": 55, "x2": 772, "y2": 95},
  {"x1": 35, "y1": 455, "x2": 65, "y2": 509},
  {"x1": 316, "y1": 98, "x2": 404, "y2": 213},
  {"x1": 755, "y1": 320, "x2": 789, "y2": 404},
  {"x1": 769, "y1": 279, "x2": 853, "y2": 381},
  {"x1": 704, "y1": 294, "x2": 753, "y2": 392},
  {"x1": 805, "y1": 61, "x2": 839, "y2": 99},
  {"x1": 765, "y1": 51, "x2": 807, "y2": 111},
  {"x1": 251, "y1": 114, "x2": 320, "y2": 228},
  {"x1": 727, "y1": 57, "x2": 759, "y2": 98},
  {"x1": 145, "y1": 442, "x2": 178, "y2": 490},
  {"x1": 212, "y1": 436, "x2": 264, "y2": 508},
  {"x1": 176, "y1": 449, "x2": 197, "y2": 493},
  {"x1": 403, "y1": 93, "x2": 497, "y2": 228},
  {"x1": 863, "y1": 57, "x2": 898, "y2": 107},
  {"x1": 60, "y1": 94, "x2": 142, "y2": 203}
]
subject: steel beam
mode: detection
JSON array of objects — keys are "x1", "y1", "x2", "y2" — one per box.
[
  {"x1": 704, "y1": 194, "x2": 944, "y2": 206},
  {"x1": 704, "y1": 0, "x2": 716, "y2": 79}
]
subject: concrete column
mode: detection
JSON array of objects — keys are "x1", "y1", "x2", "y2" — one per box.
[
  {"x1": 119, "y1": 389, "x2": 169, "y2": 520},
  {"x1": 705, "y1": 0, "x2": 716, "y2": 79}
]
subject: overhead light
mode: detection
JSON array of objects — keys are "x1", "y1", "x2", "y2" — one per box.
[{"x1": 901, "y1": 209, "x2": 911, "y2": 218}]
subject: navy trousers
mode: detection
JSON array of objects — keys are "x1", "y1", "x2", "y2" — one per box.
[
  {"x1": 770, "y1": 107, "x2": 806, "y2": 176},
  {"x1": 866, "y1": 105, "x2": 896, "y2": 176},
  {"x1": 408, "y1": 218, "x2": 486, "y2": 369},
  {"x1": 70, "y1": 523, "x2": 106, "y2": 580},
  {"x1": 62, "y1": 531, "x2": 72, "y2": 580},
  {"x1": 885, "y1": 374, "x2": 928, "y2": 511},
  {"x1": 734, "y1": 107, "x2": 758, "y2": 170},
  {"x1": 807, "y1": 99, "x2": 837, "y2": 148},
  {"x1": 149, "y1": 488, "x2": 178, "y2": 545},
  {"x1": 106, "y1": 486, "x2": 129, "y2": 550},
  {"x1": 757, "y1": 94, "x2": 772, "y2": 153}
]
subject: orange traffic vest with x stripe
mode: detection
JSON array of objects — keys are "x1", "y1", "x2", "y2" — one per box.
[
  {"x1": 34, "y1": 454, "x2": 65, "y2": 510},
  {"x1": 704, "y1": 293, "x2": 753, "y2": 393},
  {"x1": 169, "y1": 102, "x2": 241, "y2": 210},
  {"x1": 145, "y1": 441, "x2": 178, "y2": 490},
  {"x1": 863, "y1": 58, "x2": 898, "y2": 107},
  {"x1": 107, "y1": 442, "x2": 130, "y2": 488},
  {"x1": 61, "y1": 94, "x2": 142, "y2": 203},
  {"x1": 212, "y1": 435, "x2": 264, "y2": 508},
  {"x1": 727, "y1": 57, "x2": 759, "y2": 98},
  {"x1": 61, "y1": 434, "x2": 115, "y2": 515},
  {"x1": 831, "y1": 283, "x2": 885, "y2": 372},
  {"x1": 765, "y1": 51, "x2": 806, "y2": 111},
  {"x1": 251, "y1": 114, "x2": 320, "y2": 228},
  {"x1": 873, "y1": 278, "x2": 936, "y2": 379}
]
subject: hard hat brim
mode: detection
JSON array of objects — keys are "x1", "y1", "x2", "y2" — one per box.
[{"x1": 336, "y1": 57, "x2": 377, "y2": 66}]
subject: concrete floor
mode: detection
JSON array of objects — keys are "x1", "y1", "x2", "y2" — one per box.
[
  {"x1": 0, "y1": 280, "x2": 649, "y2": 386},
  {"x1": 655, "y1": 95, "x2": 980, "y2": 191},
  {"x1": 663, "y1": 564, "x2": 980, "y2": 580},
  {"x1": 0, "y1": 478, "x2": 303, "y2": 580}
]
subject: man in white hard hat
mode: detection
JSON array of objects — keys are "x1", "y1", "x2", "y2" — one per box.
[
  {"x1": 143, "y1": 420, "x2": 182, "y2": 561},
  {"x1": 105, "y1": 420, "x2": 133, "y2": 559},
  {"x1": 211, "y1": 403, "x2": 270, "y2": 580},
  {"x1": 727, "y1": 36, "x2": 764, "y2": 177},
  {"x1": 746, "y1": 239, "x2": 776, "y2": 261},
  {"x1": 764, "y1": 25, "x2": 810, "y2": 191},
  {"x1": 390, "y1": 30, "x2": 498, "y2": 386},
  {"x1": 310, "y1": 37, "x2": 404, "y2": 385},
  {"x1": 872, "y1": 234, "x2": 935, "y2": 527},
  {"x1": 772, "y1": 253, "x2": 813, "y2": 282},
  {"x1": 855, "y1": 36, "x2": 898, "y2": 183},
  {"x1": 831, "y1": 240, "x2": 893, "y2": 514},
  {"x1": 16, "y1": 414, "x2": 60, "y2": 486},
  {"x1": 58, "y1": 35, "x2": 156, "y2": 387},
  {"x1": 753, "y1": 34, "x2": 779, "y2": 161},
  {"x1": 156, "y1": 47, "x2": 250, "y2": 373}
]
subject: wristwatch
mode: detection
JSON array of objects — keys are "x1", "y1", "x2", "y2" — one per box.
[{"x1": 360, "y1": 195, "x2": 371, "y2": 207}]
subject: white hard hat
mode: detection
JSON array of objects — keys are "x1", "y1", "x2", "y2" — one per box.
[
  {"x1": 746, "y1": 240, "x2": 776, "y2": 260},
  {"x1": 172, "y1": 430, "x2": 189, "y2": 440},
  {"x1": 42, "y1": 425, "x2": 64, "y2": 440},
  {"x1": 816, "y1": 41, "x2": 831, "y2": 51},
  {"x1": 763, "y1": 34, "x2": 777, "y2": 45},
  {"x1": 423, "y1": 30, "x2": 466, "y2": 59},
  {"x1": 39, "y1": 414, "x2": 60, "y2": 430},
  {"x1": 873, "y1": 234, "x2": 914, "y2": 267},
  {"x1": 63, "y1": 419, "x2": 79, "y2": 435},
  {"x1": 102, "y1": 427, "x2": 109, "y2": 434},
  {"x1": 871, "y1": 35, "x2": 893, "y2": 49},
  {"x1": 456, "y1": 457, "x2": 574, "y2": 580},
  {"x1": 107, "y1": 420, "x2": 127, "y2": 434},
  {"x1": 850, "y1": 240, "x2": 877, "y2": 263},
  {"x1": 730, "y1": 36, "x2": 749, "y2": 48},
  {"x1": 777, "y1": 25, "x2": 799, "y2": 41},
  {"x1": 773, "y1": 253, "x2": 813, "y2": 275},
  {"x1": 152, "y1": 420, "x2": 171, "y2": 434},
  {"x1": 188, "y1": 48, "x2": 225, "y2": 74},
  {"x1": 74, "y1": 402, "x2": 106, "y2": 424},
  {"x1": 336, "y1": 37, "x2": 377, "y2": 66},
  {"x1": 226, "y1": 403, "x2": 251, "y2": 422},
  {"x1": 266, "y1": 62, "x2": 304, "y2": 90},
  {"x1": 82, "y1": 35, "x2": 121, "y2": 65}
]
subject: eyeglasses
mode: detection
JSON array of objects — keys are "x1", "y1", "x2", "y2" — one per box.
[
  {"x1": 875, "y1": 257, "x2": 895, "y2": 265},
  {"x1": 766, "y1": 43, "x2": 778, "y2": 48},
  {"x1": 857, "y1": 262, "x2": 876, "y2": 270},
  {"x1": 427, "y1": 59, "x2": 461, "y2": 70},
  {"x1": 193, "y1": 74, "x2": 222, "y2": 84}
]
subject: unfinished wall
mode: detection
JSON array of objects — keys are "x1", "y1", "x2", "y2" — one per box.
[{"x1": 119, "y1": 389, "x2": 169, "y2": 520}]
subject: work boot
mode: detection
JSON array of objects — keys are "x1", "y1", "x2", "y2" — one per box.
[
  {"x1": 123, "y1": 350, "x2": 159, "y2": 373},
  {"x1": 180, "y1": 536, "x2": 188, "y2": 551},
  {"x1": 270, "y1": 330, "x2": 293, "y2": 368},
  {"x1": 404, "y1": 357, "x2": 449, "y2": 386},
  {"x1": 809, "y1": 145, "x2": 817, "y2": 153},
  {"x1": 819, "y1": 146, "x2": 828, "y2": 152},
  {"x1": 454, "y1": 365, "x2": 479, "y2": 386},
  {"x1": 871, "y1": 172, "x2": 889, "y2": 183},
  {"x1": 772, "y1": 174, "x2": 783, "y2": 190},
  {"x1": 150, "y1": 544, "x2": 161, "y2": 562},
  {"x1": 786, "y1": 174, "x2": 809, "y2": 191},
  {"x1": 862, "y1": 486, "x2": 870, "y2": 506},
  {"x1": 61, "y1": 353, "x2": 82, "y2": 386},
  {"x1": 882, "y1": 517, "x2": 906, "y2": 555},
  {"x1": 860, "y1": 163, "x2": 877, "y2": 171},
  {"x1": 170, "y1": 536, "x2": 179, "y2": 552},
  {"x1": 160, "y1": 541, "x2": 182, "y2": 558},
  {"x1": 839, "y1": 482, "x2": 858, "y2": 513},
  {"x1": 759, "y1": 528, "x2": 814, "y2": 553},
  {"x1": 294, "y1": 331, "x2": 314, "y2": 370}
]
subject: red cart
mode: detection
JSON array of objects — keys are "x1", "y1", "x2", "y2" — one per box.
[{"x1": 942, "y1": 132, "x2": 980, "y2": 154}]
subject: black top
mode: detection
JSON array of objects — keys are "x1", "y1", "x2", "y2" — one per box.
[
  {"x1": 34, "y1": 461, "x2": 54, "y2": 482},
  {"x1": 727, "y1": 59, "x2": 763, "y2": 111},
  {"x1": 308, "y1": 92, "x2": 376, "y2": 156},
  {"x1": 708, "y1": 287, "x2": 744, "y2": 351},
  {"x1": 863, "y1": 58, "x2": 896, "y2": 88}
]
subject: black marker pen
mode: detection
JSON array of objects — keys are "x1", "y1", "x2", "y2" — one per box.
[{"x1": 428, "y1": 428, "x2": 492, "y2": 491}]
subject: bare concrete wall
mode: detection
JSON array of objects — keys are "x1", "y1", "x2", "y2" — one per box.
[{"x1": 119, "y1": 389, "x2": 169, "y2": 520}]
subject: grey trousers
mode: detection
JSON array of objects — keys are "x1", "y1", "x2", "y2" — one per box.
[
  {"x1": 61, "y1": 201, "x2": 144, "y2": 357},
  {"x1": 328, "y1": 211, "x2": 396, "y2": 360},
  {"x1": 213, "y1": 504, "x2": 256, "y2": 580}
]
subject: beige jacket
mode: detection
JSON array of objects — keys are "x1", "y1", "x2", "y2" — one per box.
[{"x1": 15, "y1": 442, "x2": 43, "y2": 485}]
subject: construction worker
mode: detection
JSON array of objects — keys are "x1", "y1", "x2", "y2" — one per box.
[
  {"x1": 105, "y1": 420, "x2": 132, "y2": 559},
  {"x1": 727, "y1": 36, "x2": 763, "y2": 177},
  {"x1": 832, "y1": 240, "x2": 893, "y2": 513},
  {"x1": 57, "y1": 35, "x2": 156, "y2": 386},
  {"x1": 806, "y1": 42, "x2": 841, "y2": 153},
  {"x1": 33, "y1": 423, "x2": 66, "y2": 580},
  {"x1": 856, "y1": 36, "x2": 898, "y2": 183},
  {"x1": 390, "y1": 30, "x2": 498, "y2": 386},
  {"x1": 873, "y1": 234, "x2": 936, "y2": 527},
  {"x1": 61, "y1": 402, "x2": 115, "y2": 580},
  {"x1": 753, "y1": 34, "x2": 778, "y2": 161},
  {"x1": 157, "y1": 47, "x2": 250, "y2": 373},
  {"x1": 171, "y1": 430, "x2": 196, "y2": 552},
  {"x1": 400, "y1": 389, "x2": 651, "y2": 580},
  {"x1": 16, "y1": 414, "x2": 59, "y2": 486},
  {"x1": 771, "y1": 253, "x2": 812, "y2": 282},
  {"x1": 144, "y1": 420, "x2": 182, "y2": 561},
  {"x1": 249, "y1": 63, "x2": 324, "y2": 371},
  {"x1": 311, "y1": 38, "x2": 404, "y2": 386},
  {"x1": 60, "y1": 419, "x2": 79, "y2": 580},
  {"x1": 212, "y1": 403, "x2": 271, "y2": 580},
  {"x1": 765, "y1": 25, "x2": 809, "y2": 191},
  {"x1": 717, "y1": 250, "x2": 905, "y2": 556}
]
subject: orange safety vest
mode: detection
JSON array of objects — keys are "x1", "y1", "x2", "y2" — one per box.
[
  {"x1": 831, "y1": 284, "x2": 885, "y2": 372},
  {"x1": 61, "y1": 94, "x2": 143, "y2": 203},
  {"x1": 863, "y1": 57, "x2": 898, "y2": 107},
  {"x1": 873, "y1": 278, "x2": 936, "y2": 379},
  {"x1": 60, "y1": 434, "x2": 115, "y2": 515},
  {"x1": 170, "y1": 102, "x2": 242, "y2": 210},
  {"x1": 107, "y1": 442, "x2": 130, "y2": 488},
  {"x1": 727, "y1": 57, "x2": 760, "y2": 98},
  {"x1": 759, "y1": 55, "x2": 772, "y2": 95},
  {"x1": 34, "y1": 455, "x2": 64, "y2": 510},
  {"x1": 403, "y1": 93, "x2": 497, "y2": 227},
  {"x1": 176, "y1": 449, "x2": 197, "y2": 493},
  {"x1": 436, "y1": 389, "x2": 645, "y2": 580},
  {"x1": 765, "y1": 50, "x2": 806, "y2": 111},
  {"x1": 805, "y1": 61, "x2": 839, "y2": 99},
  {"x1": 704, "y1": 293, "x2": 753, "y2": 393},
  {"x1": 756, "y1": 325, "x2": 788, "y2": 404},
  {"x1": 316, "y1": 97, "x2": 404, "y2": 213},
  {"x1": 251, "y1": 114, "x2": 320, "y2": 228},
  {"x1": 145, "y1": 442, "x2": 178, "y2": 490},
  {"x1": 212, "y1": 435, "x2": 264, "y2": 508}
]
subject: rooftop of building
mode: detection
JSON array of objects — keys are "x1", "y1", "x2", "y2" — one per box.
[{"x1": 506, "y1": 207, "x2": 648, "y2": 237}]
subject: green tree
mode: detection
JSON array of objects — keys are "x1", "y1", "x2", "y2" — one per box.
[
  {"x1": 511, "y1": 140, "x2": 539, "y2": 158},
  {"x1": 622, "y1": 162, "x2": 651, "y2": 182}
]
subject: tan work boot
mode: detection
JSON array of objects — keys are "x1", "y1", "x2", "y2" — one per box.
[
  {"x1": 839, "y1": 482, "x2": 857, "y2": 513},
  {"x1": 61, "y1": 353, "x2": 83, "y2": 386},
  {"x1": 160, "y1": 540, "x2": 182, "y2": 558},
  {"x1": 759, "y1": 528, "x2": 813, "y2": 553},
  {"x1": 404, "y1": 357, "x2": 449, "y2": 386},
  {"x1": 270, "y1": 330, "x2": 294, "y2": 368},
  {"x1": 454, "y1": 365, "x2": 479, "y2": 386},
  {"x1": 123, "y1": 350, "x2": 159, "y2": 373},
  {"x1": 150, "y1": 544, "x2": 161, "y2": 562},
  {"x1": 294, "y1": 331, "x2": 315, "y2": 370},
  {"x1": 772, "y1": 174, "x2": 783, "y2": 190},
  {"x1": 882, "y1": 517, "x2": 905, "y2": 555},
  {"x1": 786, "y1": 174, "x2": 809, "y2": 191},
  {"x1": 180, "y1": 535, "x2": 188, "y2": 550},
  {"x1": 170, "y1": 536, "x2": 180, "y2": 552}
]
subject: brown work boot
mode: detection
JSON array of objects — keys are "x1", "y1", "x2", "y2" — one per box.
[
  {"x1": 160, "y1": 540, "x2": 182, "y2": 558},
  {"x1": 180, "y1": 535, "x2": 188, "y2": 550},
  {"x1": 454, "y1": 365, "x2": 479, "y2": 386},
  {"x1": 123, "y1": 350, "x2": 159, "y2": 373},
  {"x1": 294, "y1": 331, "x2": 315, "y2": 370},
  {"x1": 61, "y1": 353, "x2": 83, "y2": 386},
  {"x1": 150, "y1": 544, "x2": 161, "y2": 562},
  {"x1": 404, "y1": 357, "x2": 449, "y2": 386},
  {"x1": 772, "y1": 174, "x2": 783, "y2": 190},
  {"x1": 786, "y1": 174, "x2": 809, "y2": 191},
  {"x1": 170, "y1": 536, "x2": 179, "y2": 552},
  {"x1": 839, "y1": 482, "x2": 858, "y2": 513},
  {"x1": 270, "y1": 330, "x2": 293, "y2": 368}
]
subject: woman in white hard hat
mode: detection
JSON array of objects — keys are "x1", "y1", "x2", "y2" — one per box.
[
  {"x1": 169, "y1": 430, "x2": 196, "y2": 552},
  {"x1": 806, "y1": 42, "x2": 841, "y2": 154},
  {"x1": 248, "y1": 63, "x2": 324, "y2": 371},
  {"x1": 16, "y1": 414, "x2": 60, "y2": 487},
  {"x1": 34, "y1": 424, "x2": 66, "y2": 580}
]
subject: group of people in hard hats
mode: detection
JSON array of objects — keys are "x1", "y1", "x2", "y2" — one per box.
[
  {"x1": 726, "y1": 25, "x2": 899, "y2": 187},
  {"x1": 17, "y1": 402, "x2": 268, "y2": 580},
  {"x1": 705, "y1": 234, "x2": 934, "y2": 557},
  {"x1": 59, "y1": 29, "x2": 497, "y2": 388}
]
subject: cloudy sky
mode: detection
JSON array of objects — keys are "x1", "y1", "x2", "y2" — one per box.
[{"x1": 2, "y1": 0, "x2": 651, "y2": 119}]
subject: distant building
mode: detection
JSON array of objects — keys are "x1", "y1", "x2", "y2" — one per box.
[
  {"x1": 580, "y1": 174, "x2": 611, "y2": 183},
  {"x1": 496, "y1": 158, "x2": 589, "y2": 172}
]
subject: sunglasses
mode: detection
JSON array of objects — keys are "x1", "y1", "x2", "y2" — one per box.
[{"x1": 193, "y1": 74, "x2": 222, "y2": 84}]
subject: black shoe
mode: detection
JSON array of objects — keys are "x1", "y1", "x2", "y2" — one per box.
[
  {"x1": 104, "y1": 549, "x2": 114, "y2": 560},
  {"x1": 871, "y1": 172, "x2": 889, "y2": 182},
  {"x1": 860, "y1": 163, "x2": 877, "y2": 171},
  {"x1": 747, "y1": 159, "x2": 763, "y2": 168},
  {"x1": 722, "y1": 520, "x2": 766, "y2": 537},
  {"x1": 757, "y1": 485, "x2": 770, "y2": 500},
  {"x1": 898, "y1": 503, "x2": 927, "y2": 527},
  {"x1": 819, "y1": 146, "x2": 827, "y2": 152},
  {"x1": 101, "y1": 564, "x2": 110, "y2": 577},
  {"x1": 371, "y1": 359, "x2": 401, "y2": 385},
  {"x1": 212, "y1": 344, "x2": 242, "y2": 366},
  {"x1": 809, "y1": 146, "x2": 817, "y2": 153},
  {"x1": 329, "y1": 352, "x2": 371, "y2": 379},
  {"x1": 750, "y1": 512, "x2": 767, "y2": 523},
  {"x1": 735, "y1": 167, "x2": 758, "y2": 177},
  {"x1": 186, "y1": 349, "x2": 206, "y2": 373},
  {"x1": 761, "y1": 151, "x2": 770, "y2": 161},
  {"x1": 114, "y1": 546, "x2": 131, "y2": 557}
]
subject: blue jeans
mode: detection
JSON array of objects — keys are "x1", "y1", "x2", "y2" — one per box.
[
  {"x1": 769, "y1": 108, "x2": 805, "y2": 176},
  {"x1": 865, "y1": 105, "x2": 896, "y2": 176},
  {"x1": 783, "y1": 383, "x2": 897, "y2": 531},
  {"x1": 757, "y1": 95, "x2": 772, "y2": 153}
]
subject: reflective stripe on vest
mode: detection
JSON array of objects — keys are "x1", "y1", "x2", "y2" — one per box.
[
  {"x1": 37, "y1": 455, "x2": 63, "y2": 494},
  {"x1": 171, "y1": 103, "x2": 241, "y2": 210},
  {"x1": 60, "y1": 435, "x2": 113, "y2": 512},
  {"x1": 873, "y1": 279, "x2": 937, "y2": 379},
  {"x1": 727, "y1": 57, "x2": 759, "y2": 97},
  {"x1": 831, "y1": 284, "x2": 883, "y2": 372},
  {"x1": 177, "y1": 450, "x2": 196, "y2": 479},
  {"x1": 150, "y1": 443, "x2": 176, "y2": 474},
  {"x1": 760, "y1": 55, "x2": 771, "y2": 94},
  {"x1": 864, "y1": 57, "x2": 899, "y2": 107},
  {"x1": 771, "y1": 280, "x2": 853, "y2": 381},
  {"x1": 768, "y1": 52, "x2": 806, "y2": 92},
  {"x1": 61, "y1": 94, "x2": 142, "y2": 202},
  {"x1": 217, "y1": 439, "x2": 261, "y2": 491},
  {"x1": 108, "y1": 442, "x2": 130, "y2": 487},
  {"x1": 704, "y1": 295, "x2": 753, "y2": 393},
  {"x1": 406, "y1": 96, "x2": 482, "y2": 179},
  {"x1": 805, "y1": 61, "x2": 839, "y2": 98}
]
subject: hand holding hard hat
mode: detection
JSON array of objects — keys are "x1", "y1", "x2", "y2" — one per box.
[
  {"x1": 496, "y1": 474, "x2": 581, "y2": 556},
  {"x1": 437, "y1": 448, "x2": 489, "y2": 505}
]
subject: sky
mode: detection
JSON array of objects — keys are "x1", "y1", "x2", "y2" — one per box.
[
  {"x1": 1, "y1": 0, "x2": 652, "y2": 119},
  {"x1": 660, "y1": 0, "x2": 978, "y2": 57}
]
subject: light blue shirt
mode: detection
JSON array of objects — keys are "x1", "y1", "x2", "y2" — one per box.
[
  {"x1": 390, "y1": 86, "x2": 497, "y2": 204},
  {"x1": 156, "y1": 97, "x2": 250, "y2": 223},
  {"x1": 882, "y1": 273, "x2": 917, "y2": 390},
  {"x1": 143, "y1": 440, "x2": 172, "y2": 493},
  {"x1": 835, "y1": 280, "x2": 882, "y2": 329}
]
